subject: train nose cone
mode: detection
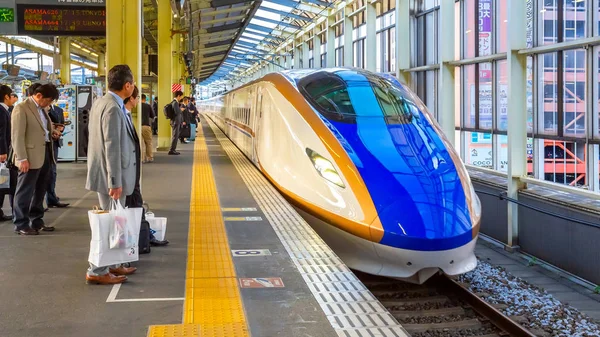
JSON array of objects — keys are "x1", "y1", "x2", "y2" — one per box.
[{"x1": 376, "y1": 191, "x2": 474, "y2": 251}]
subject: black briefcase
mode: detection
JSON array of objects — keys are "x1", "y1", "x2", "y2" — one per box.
[{"x1": 180, "y1": 125, "x2": 191, "y2": 138}]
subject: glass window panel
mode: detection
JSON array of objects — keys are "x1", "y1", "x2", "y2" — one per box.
[
  {"x1": 541, "y1": 140, "x2": 586, "y2": 186},
  {"x1": 597, "y1": 47, "x2": 600, "y2": 137},
  {"x1": 426, "y1": 70, "x2": 437, "y2": 118},
  {"x1": 425, "y1": 11, "x2": 437, "y2": 64},
  {"x1": 527, "y1": 0, "x2": 534, "y2": 48},
  {"x1": 455, "y1": 130, "x2": 462, "y2": 158},
  {"x1": 527, "y1": 56, "x2": 534, "y2": 133},
  {"x1": 498, "y1": 135, "x2": 508, "y2": 172},
  {"x1": 390, "y1": 27, "x2": 396, "y2": 72},
  {"x1": 479, "y1": 0, "x2": 494, "y2": 56},
  {"x1": 538, "y1": 52, "x2": 558, "y2": 135},
  {"x1": 455, "y1": 67, "x2": 461, "y2": 127},
  {"x1": 464, "y1": 0, "x2": 476, "y2": 58},
  {"x1": 376, "y1": 32, "x2": 382, "y2": 72},
  {"x1": 455, "y1": 1, "x2": 460, "y2": 60},
  {"x1": 540, "y1": 0, "x2": 558, "y2": 45},
  {"x1": 416, "y1": 15, "x2": 426, "y2": 67},
  {"x1": 464, "y1": 64, "x2": 476, "y2": 128},
  {"x1": 479, "y1": 62, "x2": 493, "y2": 129},
  {"x1": 497, "y1": 60, "x2": 508, "y2": 131},
  {"x1": 563, "y1": 49, "x2": 586, "y2": 137},
  {"x1": 564, "y1": 0, "x2": 586, "y2": 41},
  {"x1": 498, "y1": 0, "x2": 508, "y2": 53},
  {"x1": 466, "y1": 131, "x2": 493, "y2": 168}
]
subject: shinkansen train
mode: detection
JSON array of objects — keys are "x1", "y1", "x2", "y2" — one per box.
[{"x1": 199, "y1": 68, "x2": 481, "y2": 284}]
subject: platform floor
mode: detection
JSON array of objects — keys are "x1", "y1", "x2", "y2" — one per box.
[{"x1": 476, "y1": 238, "x2": 600, "y2": 322}]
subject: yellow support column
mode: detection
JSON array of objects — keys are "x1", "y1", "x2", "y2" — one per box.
[
  {"x1": 157, "y1": 0, "x2": 173, "y2": 151},
  {"x1": 105, "y1": 0, "x2": 124, "y2": 71},
  {"x1": 97, "y1": 53, "x2": 106, "y2": 77},
  {"x1": 59, "y1": 38, "x2": 71, "y2": 84},
  {"x1": 172, "y1": 22, "x2": 181, "y2": 92},
  {"x1": 124, "y1": 0, "x2": 142, "y2": 130}
]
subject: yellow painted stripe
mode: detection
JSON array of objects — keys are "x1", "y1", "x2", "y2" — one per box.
[{"x1": 148, "y1": 125, "x2": 249, "y2": 337}]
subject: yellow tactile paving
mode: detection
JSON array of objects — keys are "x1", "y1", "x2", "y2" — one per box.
[{"x1": 147, "y1": 128, "x2": 249, "y2": 337}]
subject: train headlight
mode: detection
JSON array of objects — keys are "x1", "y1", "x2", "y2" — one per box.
[{"x1": 306, "y1": 148, "x2": 345, "y2": 188}]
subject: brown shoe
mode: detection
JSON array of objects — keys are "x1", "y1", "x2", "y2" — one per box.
[
  {"x1": 109, "y1": 266, "x2": 137, "y2": 276},
  {"x1": 86, "y1": 273, "x2": 127, "y2": 285}
]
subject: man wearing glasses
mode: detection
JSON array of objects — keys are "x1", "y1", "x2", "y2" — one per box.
[{"x1": 11, "y1": 83, "x2": 61, "y2": 235}]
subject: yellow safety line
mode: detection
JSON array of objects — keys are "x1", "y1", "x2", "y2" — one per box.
[{"x1": 147, "y1": 124, "x2": 249, "y2": 337}]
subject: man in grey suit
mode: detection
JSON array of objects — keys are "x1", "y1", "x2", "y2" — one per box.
[
  {"x1": 85, "y1": 65, "x2": 138, "y2": 285},
  {"x1": 168, "y1": 90, "x2": 184, "y2": 155}
]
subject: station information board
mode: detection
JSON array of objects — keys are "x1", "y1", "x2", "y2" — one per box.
[{"x1": 16, "y1": 4, "x2": 105, "y2": 36}]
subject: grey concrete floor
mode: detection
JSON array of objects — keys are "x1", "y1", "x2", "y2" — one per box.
[{"x1": 0, "y1": 139, "x2": 194, "y2": 337}]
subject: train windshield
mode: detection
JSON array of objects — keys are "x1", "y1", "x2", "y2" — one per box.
[{"x1": 298, "y1": 70, "x2": 421, "y2": 123}]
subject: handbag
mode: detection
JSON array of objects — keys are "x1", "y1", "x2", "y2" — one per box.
[{"x1": 5, "y1": 147, "x2": 15, "y2": 170}]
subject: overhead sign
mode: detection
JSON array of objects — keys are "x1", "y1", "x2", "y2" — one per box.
[
  {"x1": 16, "y1": 4, "x2": 105, "y2": 36},
  {"x1": 16, "y1": 0, "x2": 104, "y2": 6}
]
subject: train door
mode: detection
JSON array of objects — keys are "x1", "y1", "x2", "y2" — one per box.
[{"x1": 252, "y1": 86, "x2": 263, "y2": 166}]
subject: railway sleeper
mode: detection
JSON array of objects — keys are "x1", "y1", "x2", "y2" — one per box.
[
  {"x1": 389, "y1": 306, "x2": 465, "y2": 319},
  {"x1": 402, "y1": 318, "x2": 483, "y2": 333}
]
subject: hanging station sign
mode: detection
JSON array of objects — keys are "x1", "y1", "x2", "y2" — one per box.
[{"x1": 16, "y1": 5, "x2": 105, "y2": 36}]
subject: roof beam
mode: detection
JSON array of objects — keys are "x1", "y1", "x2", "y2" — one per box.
[
  {"x1": 204, "y1": 50, "x2": 229, "y2": 58},
  {"x1": 200, "y1": 14, "x2": 246, "y2": 25},
  {"x1": 258, "y1": 6, "x2": 311, "y2": 21},
  {"x1": 205, "y1": 21, "x2": 243, "y2": 33},
  {"x1": 210, "y1": 0, "x2": 252, "y2": 8},
  {"x1": 204, "y1": 38, "x2": 234, "y2": 48},
  {"x1": 199, "y1": 4, "x2": 251, "y2": 16},
  {"x1": 253, "y1": 14, "x2": 302, "y2": 28}
]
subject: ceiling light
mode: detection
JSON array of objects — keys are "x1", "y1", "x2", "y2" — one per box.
[
  {"x1": 71, "y1": 43, "x2": 82, "y2": 49},
  {"x1": 174, "y1": 14, "x2": 178, "y2": 18}
]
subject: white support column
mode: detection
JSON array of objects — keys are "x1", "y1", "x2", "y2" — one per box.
[
  {"x1": 303, "y1": 37, "x2": 310, "y2": 68},
  {"x1": 395, "y1": 0, "x2": 410, "y2": 84},
  {"x1": 344, "y1": 6, "x2": 353, "y2": 67},
  {"x1": 438, "y1": 0, "x2": 455, "y2": 145},
  {"x1": 506, "y1": 0, "x2": 528, "y2": 250},
  {"x1": 327, "y1": 13, "x2": 336, "y2": 68},
  {"x1": 293, "y1": 39, "x2": 301, "y2": 69},
  {"x1": 365, "y1": 2, "x2": 377, "y2": 71},
  {"x1": 313, "y1": 28, "x2": 322, "y2": 69}
]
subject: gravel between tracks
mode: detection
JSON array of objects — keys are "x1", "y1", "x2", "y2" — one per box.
[{"x1": 458, "y1": 260, "x2": 600, "y2": 337}]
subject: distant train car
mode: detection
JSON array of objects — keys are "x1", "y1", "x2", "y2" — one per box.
[{"x1": 200, "y1": 68, "x2": 480, "y2": 284}]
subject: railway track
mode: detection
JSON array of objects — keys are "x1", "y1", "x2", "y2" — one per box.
[{"x1": 357, "y1": 273, "x2": 537, "y2": 337}]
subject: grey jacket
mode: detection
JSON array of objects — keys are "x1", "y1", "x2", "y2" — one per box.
[
  {"x1": 85, "y1": 93, "x2": 137, "y2": 197},
  {"x1": 170, "y1": 99, "x2": 182, "y2": 125}
]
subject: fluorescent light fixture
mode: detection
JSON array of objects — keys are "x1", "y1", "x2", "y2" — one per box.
[
  {"x1": 174, "y1": 14, "x2": 178, "y2": 18},
  {"x1": 71, "y1": 43, "x2": 82, "y2": 49}
]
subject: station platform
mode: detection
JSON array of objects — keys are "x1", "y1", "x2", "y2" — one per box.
[{"x1": 0, "y1": 116, "x2": 409, "y2": 337}]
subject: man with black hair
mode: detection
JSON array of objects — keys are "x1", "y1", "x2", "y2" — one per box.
[
  {"x1": 168, "y1": 90, "x2": 184, "y2": 155},
  {"x1": 0, "y1": 85, "x2": 16, "y2": 221},
  {"x1": 8, "y1": 93, "x2": 18, "y2": 114},
  {"x1": 85, "y1": 64, "x2": 137, "y2": 285},
  {"x1": 152, "y1": 97, "x2": 158, "y2": 135},
  {"x1": 141, "y1": 94, "x2": 155, "y2": 162},
  {"x1": 46, "y1": 103, "x2": 69, "y2": 208},
  {"x1": 12, "y1": 84, "x2": 60, "y2": 235}
]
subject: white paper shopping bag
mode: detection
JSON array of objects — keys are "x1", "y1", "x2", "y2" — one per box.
[
  {"x1": 88, "y1": 206, "x2": 143, "y2": 267},
  {"x1": 147, "y1": 216, "x2": 167, "y2": 241}
]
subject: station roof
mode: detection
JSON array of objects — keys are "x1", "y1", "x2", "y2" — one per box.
[{"x1": 184, "y1": 0, "x2": 335, "y2": 86}]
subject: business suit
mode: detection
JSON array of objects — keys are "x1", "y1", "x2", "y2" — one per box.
[
  {"x1": 46, "y1": 105, "x2": 64, "y2": 205},
  {"x1": 86, "y1": 92, "x2": 137, "y2": 275},
  {"x1": 0, "y1": 103, "x2": 16, "y2": 216},
  {"x1": 169, "y1": 99, "x2": 182, "y2": 152},
  {"x1": 11, "y1": 98, "x2": 55, "y2": 231}
]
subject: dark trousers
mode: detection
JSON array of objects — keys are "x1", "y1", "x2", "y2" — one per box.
[
  {"x1": 46, "y1": 141, "x2": 60, "y2": 205},
  {"x1": 13, "y1": 144, "x2": 51, "y2": 230},
  {"x1": 170, "y1": 122, "x2": 180, "y2": 152},
  {"x1": 0, "y1": 167, "x2": 18, "y2": 215},
  {"x1": 152, "y1": 118, "x2": 158, "y2": 135}
]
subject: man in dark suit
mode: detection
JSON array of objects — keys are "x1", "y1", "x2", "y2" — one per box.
[
  {"x1": 46, "y1": 104, "x2": 69, "y2": 208},
  {"x1": 168, "y1": 90, "x2": 184, "y2": 155},
  {"x1": 152, "y1": 97, "x2": 158, "y2": 135},
  {"x1": 0, "y1": 85, "x2": 16, "y2": 221},
  {"x1": 12, "y1": 84, "x2": 60, "y2": 235},
  {"x1": 8, "y1": 93, "x2": 18, "y2": 114}
]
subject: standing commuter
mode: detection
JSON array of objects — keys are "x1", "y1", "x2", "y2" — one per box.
[
  {"x1": 8, "y1": 93, "x2": 18, "y2": 114},
  {"x1": 0, "y1": 85, "x2": 16, "y2": 221},
  {"x1": 140, "y1": 94, "x2": 155, "y2": 163},
  {"x1": 152, "y1": 97, "x2": 158, "y2": 135},
  {"x1": 179, "y1": 96, "x2": 191, "y2": 144},
  {"x1": 12, "y1": 84, "x2": 60, "y2": 235},
  {"x1": 168, "y1": 90, "x2": 184, "y2": 155},
  {"x1": 45, "y1": 103, "x2": 69, "y2": 208},
  {"x1": 85, "y1": 65, "x2": 137, "y2": 284},
  {"x1": 124, "y1": 87, "x2": 168, "y2": 247}
]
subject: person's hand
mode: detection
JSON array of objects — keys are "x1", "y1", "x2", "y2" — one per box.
[
  {"x1": 0, "y1": 154, "x2": 6, "y2": 162},
  {"x1": 19, "y1": 160, "x2": 29, "y2": 173},
  {"x1": 52, "y1": 130, "x2": 61, "y2": 140},
  {"x1": 182, "y1": 122, "x2": 187, "y2": 126},
  {"x1": 109, "y1": 187, "x2": 122, "y2": 200}
]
